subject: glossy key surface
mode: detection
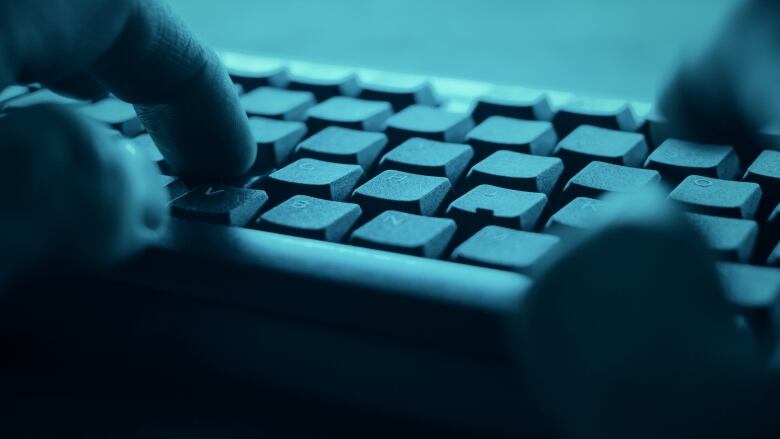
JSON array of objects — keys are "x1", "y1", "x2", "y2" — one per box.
[
  {"x1": 358, "y1": 78, "x2": 437, "y2": 112},
  {"x1": 561, "y1": 161, "x2": 660, "y2": 206},
  {"x1": 296, "y1": 126, "x2": 388, "y2": 171},
  {"x1": 472, "y1": 88, "x2": 554, "y2": 123},
  {"x1": 451, "y1": 226, "x2": 560, "y2": 276},
  {"x1": 257, "y1": 195, "x2": 362, "y2": 242},
  {"x1": 644, "y1": 139, "x2": 741, "y2": 184},
  {"x1": 247, "y1": 117, "x2": 308, "y2": 171},
  {"x1": 466, "y1": 116, "x2": 558, "y2": 158},
  {"x1": 171, "y1": 185, "x2": 269, "y2": 227},
  {"x1": 287, "y1": 66, "x2": 361, "y2": 101},
  {"x1": 552, "y1": 97, "x2": 639, "y2": 137},
  {"x1": 685, "y1": 213, "x2": 758, "y2": 262},
  {"x1": 226, "y1": 58, "x2": 289, "y2": 90},
  {"x1": 350, "y1": 211, "x2": 456, "y2": 258},
  {"x1": 744, "y1": 150, "x2": 780, "y2": 220},
  {"x1": 241, "y1": 87, "x2": 315, "y2": 121},
  {"x1": 384, "y1": 105, "x2": 474, "y2": 145},
  {"x1": 466, "y1": 150, "x2": 563, "y2": 195},
  {"x1": 545, "y1": 197, "x2": 619, "y2": 234},
  {"x1": 352, "y1": 170, "x2": 452, "y2": 217},
  {"x1": 305, "y1": 97, "x2": 393, "y2": 132},
  {"x1": 265, "y1": 158, "x2": 364, "y2": 202},
  {"x1": 554, "y1": 125, "x2": 648, "y2": 177},
  {"x1": 446, "y1": 185, "x2": 547, "y2": 233},
  {"x1": 669, "y1": 176, "x2": 762, "y2": 219},
  {"x1": 379, "y1": 138, "x2": 474, "y2": 183}
]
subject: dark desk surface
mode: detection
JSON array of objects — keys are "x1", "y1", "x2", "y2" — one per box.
[{"x1": 169, "y1": 0, "x2": 737, "y2": 101}]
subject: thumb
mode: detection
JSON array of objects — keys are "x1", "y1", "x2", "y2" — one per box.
[
  {"x1": 0, "y1": 104, "x2": 168, "y2": 287},
  {"x1": 516, "y1": 187, "x2": 768, "y2": 438}
]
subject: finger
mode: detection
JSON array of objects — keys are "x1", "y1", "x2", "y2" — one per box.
[
  {"x1": 658, "y1": 0, "x2": 780, "y2": 160},
  {"x1": 0, "y1": 0, "x2": 255, "y2": 178},
  {"x1": 0, "y1": 104, "x2": 167, "y2": 287},
  {"x1": 46, "y1": 72, "x2": 109, "y2": 101},
  {"x1": 516, "y1": 188, "x2": 767, "y2": 438}
]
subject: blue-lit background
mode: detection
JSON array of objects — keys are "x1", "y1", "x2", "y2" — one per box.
[{"x1": 169, "y1": 0, "x2": 738, "y2": 101}]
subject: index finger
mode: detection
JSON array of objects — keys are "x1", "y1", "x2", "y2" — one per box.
[{"x1": 0, "y1": 0, "x2": 256, "y2": 177}]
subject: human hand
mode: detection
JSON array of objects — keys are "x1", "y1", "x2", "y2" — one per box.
[{"x1": 0, "y1": 0, "x2": 255, "y2": 285}]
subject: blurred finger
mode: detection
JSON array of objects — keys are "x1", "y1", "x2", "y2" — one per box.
[
  {"x1": 0, "y1": 104, "x2": 167, "y2": 286},
  {"x1": 0, "y1": 0, "x2": 255, "y2": 178}
]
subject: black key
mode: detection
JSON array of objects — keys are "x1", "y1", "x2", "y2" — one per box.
[
  {"x1": 247, "y1": 117, "x2": 307, "y2": 171},
  {"x1": 561, "y1": 161, "x2": 660, "y2": 207},
  {"x1": 305, "y1": 97, "x2": 393, "y2": 132},
  {"x1": 554, "y1": 125, "x2": 648, "y2": 177},
  {"x1": 171, "y1": 185, "x2": 269, "y2": 227},
  {"x1": 718, "y1": 262, "x2": 780, "y2": 331},
  {"x1": 763, "y1": 204, "x2": 780, "y2": 260},
  {"x1": 132, "y1": 134, "x2": 175, "y2": 175},
  {"x1": 159, "y1": 175, "x2": 188, "y2": 200},
  {"x1": 0, "y1": 85, "x2": 29, "y2": 109},
  {"x1": 545, "y1": 197, "x2": 620, "y2": 234},
  {"x1": 225, "y1": 57, "x2": 289, "y2": 90},
  {"x1": 257, "y1": 195, "x2": 362, "y2": 242},
  {"x1": 241, "y1": 87, "x2": 315, "y2": 121},
  {"x1": 451, "y1": 226, "x2": 560, "y2": 276},
  {"x1": 296, "y1": 126, "x2": 388, "y2": 171},
  {"x1": 78, "y1": 98, "x2": 144, "y2": 136},
  {"x1": 769, "y1": 242, "x2": 780, "y2": 267},
  {"x1": 349, "y1": 210, "x2": 456, "y2": 258},
  {"x1": 744, "y1": 150, "x2": 780, "y2": 220},
  {"x1": 352, "y1": 170, "x2": 451, "y2": 217},
  {"x1": 446, "y1": 184, "x2": 547, "y2": 232},
  {"x1": 552, "y1": 97, "x2": 640, "y2": 138},
  {"x1": 287, "y1": 67, "x2": 361, "y2": 101},
  {"x1": 466, "y1": 116, "x2": 558, "y2": 158},
  {"x1": 685, "y1": 213, "x2": 758, "y2": 262},
  {"x1": 466, "y1": 150, "x2": 564, "y2": 195},
  {"x1": 265, "y1": 158, "x2": 364, "y2": 202},
  {"x1": 669, "y1": 176, "x2": 762, "y2": 219},
  {"x1": 644, "y1": 139, "x2": 741, "y2": 184},
  {"x1": 379, "y1": 138, "x2": 474, "y2": 183},
  {"x1": 4, "y1": 89, "x2": 81, "y2": 109},
  {"x1": 358, "y1": 77, "x2": 437, "y2": 111},
  {"x1": 384, "y1": 105, "x2": 474, "y2": 145},
  {"x1": 472, "y1": 88, "x2": 554, "y2": 123}
]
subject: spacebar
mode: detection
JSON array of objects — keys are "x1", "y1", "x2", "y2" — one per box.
[{"x1": 114, "y1": 218, "x2": 531, "y2": 361}]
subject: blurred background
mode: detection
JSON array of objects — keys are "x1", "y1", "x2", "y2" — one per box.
[{"x1": 169, "y1": 0, "x2": 739, "y2": 101}]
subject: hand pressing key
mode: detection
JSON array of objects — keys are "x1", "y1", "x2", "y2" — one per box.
[{"x1": 0, "y1": 0, "x2": 255, "y2": 286}]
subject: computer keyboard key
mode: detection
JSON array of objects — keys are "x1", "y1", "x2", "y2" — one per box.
[
  {"x1": 379, "y1": 138, "x2": 474, "y2": 184},
  {"x1": 78, "y1": 98, "x2": 144, "y2": 137},
  {"x1": 669, "y1": 176, "x2": 762, "y2": 219},
  {"x1": 644, "y1": 139, "x2": 741, "y2": 184},
  {"x1": 451, "y1": 226, "x2": 560, "y2": 276},
  {"x1": 352, "y1": 170, "x2": 452, "y2": 217},
  {"x1": 466, "y1": 116, "x2": 558, "y2": 158},
  {"x1": 287, "y1": 66, "x2": 361, "y2": 101},
  {"x1": 296, "y1": 126, "x2": 388, "y2": 171},
  {"x1": 685, "y1": 213, "x2": 758, "y2": 262},
  {"x1": 554, "y1": 125, "x2": 648, "y2": 176},
  {"x1": 349, "y1": 211, "x2": 456, "y2": 258},
  {"x1": 561, "y1": 161, "x2": 661, "y2": 206},
  {"x1": 545, "y1": 197, "x2": 619, "y2": 234},
  {"x1": 226, "y1": 58, "x2": 289, "y2": 90},
  {"x1": 384, "y1": 105, "x2": 474, "y2": 145},
  {"x1": 358, "y1": 79, "x2": 437, "y2": 111},
  {"x1": 466, "y1": 150, "x2": 564, "y2": 195},
  {"x1": 472, "y1": 88, "x2": 554, "y2": 123},
  {"x1": 171, "y1": 185, "x2": 269, "y2": 227},
  {"x1": 257, "y1": 195, "x2": 362, "y2": 242},
  {"x1": 159, "y1": 175, "x2": 189, "y2": 200},
  {"x1": 265, "y1": 158, "x2": 364, "y2": 202},
  {"x1": 240, "y1": 87, "x2": 315, "y2": 121},
  {"x1": 446, "y1": 185, "x2": 547, "y2": 232},
  {"x1": 718, "y1": 262, "x2": 780, "y2": 329},
  {"x1": 552, "y1": 98, "x2": 640, "y2": 137},
  {"x1": 743, "y1": 150, "x2": 780, "y2": 219},
  {"x1": 305, "y1": 97, "x2": 393, "y2": 132},
  {"x1": 247, "y1": 117, "x2": 308, "y2": 171}
]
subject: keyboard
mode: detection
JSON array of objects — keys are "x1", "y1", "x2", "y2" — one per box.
[{"x1": 2, "y1": 51, "x2": 780, "y2": 436}]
